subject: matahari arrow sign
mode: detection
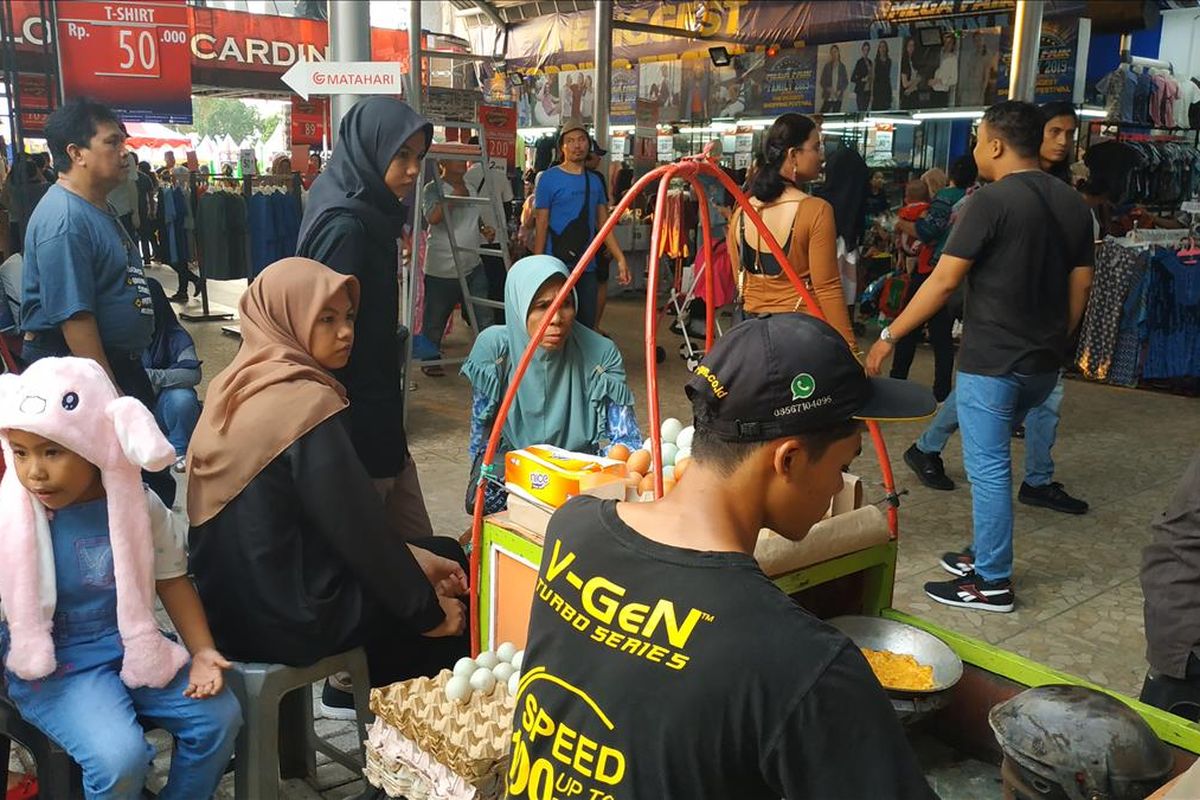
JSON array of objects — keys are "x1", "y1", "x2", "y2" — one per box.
[{"x1": 282, "y1": 61, "x2": 403, "y2": 101}]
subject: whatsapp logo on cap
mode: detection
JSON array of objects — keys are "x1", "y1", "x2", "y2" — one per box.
[{"x1": 790, "y1": 373, "x2": 816, "y2": 401}]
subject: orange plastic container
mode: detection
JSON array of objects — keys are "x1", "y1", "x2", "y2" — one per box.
[{"x1": 504, "y1": 445, "x2": 627, "y2": 510}]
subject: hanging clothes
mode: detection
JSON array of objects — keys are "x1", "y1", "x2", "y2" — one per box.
[
  {"x1": 1074, "y1": 240, "x2": 1150, "y2": 381},
  {"x1": 195, "y1": 189, "x2": 249, "y2": 281},
  {"x1": 1143, "y1": 249, "x2": 1200, "y2": 381},
  {"x1": 159, "y1": 186, "x2": 192, "y2": 265}
]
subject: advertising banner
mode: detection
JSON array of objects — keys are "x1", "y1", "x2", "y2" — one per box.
[
  {"x1": 17, "y1": 73, "x2": 54, "y2": 135},
  {"x1": 610, "y1": 64, "x2": 639, "y2": 124},
  {"x1": 708, "y1": 52, "x2": 765, "y2": 118},
  {"x1": 761, "y1": 47, "x2": 818, "y2": 115},
  {"x1": 55, "y1": 0, "x2": 193, "y2": 123},
  {"x1": 638, "y1": 60, "x2": 683, "y2": 123},
  {"x1": 479, "y1": 104, "x2": 518, "y2": 166},
  {"x1": 290, "y1": 97, "x2": 328, "y2": 147},
  {"x1": 815, "y1": 40, "x2": 901, "y2": 114},
  {"x1": 558, "y1": 68, "x2": 596, "y2": 122},
  {"x1": 995, "y1": 16, "x2": 1079, "y2": 103},
  {"x1": 955, "y1": 29, "x2": 1002, "y2": 106}
]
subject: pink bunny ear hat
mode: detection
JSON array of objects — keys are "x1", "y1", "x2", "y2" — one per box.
[{"x1": 0, "y1": 357, "x2": 188, "y2": 688}]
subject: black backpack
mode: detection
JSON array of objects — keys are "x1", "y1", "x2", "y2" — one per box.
[{"x1": 550, "y1": 170, "x2": 592, "y2": 268}]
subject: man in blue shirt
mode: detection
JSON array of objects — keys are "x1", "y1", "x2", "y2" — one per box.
[
  {"x1": 533, "y1": 117, "x2": 629, "y2": 328},
  {"x1": 20, "y1": 99, "x2": 172, "y2": 504}
]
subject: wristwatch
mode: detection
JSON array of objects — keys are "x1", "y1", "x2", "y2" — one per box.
[{"x1": 879, "y1": 326, "x2": 894, "y2": 343}]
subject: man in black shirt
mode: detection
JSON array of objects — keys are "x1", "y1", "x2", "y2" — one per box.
[
  {"x1": 867, "y1": 101, "x2": 1094, "y2": 612},
  {"x1": 510, "y1": 313, "x2": 939, "y2": 800}
]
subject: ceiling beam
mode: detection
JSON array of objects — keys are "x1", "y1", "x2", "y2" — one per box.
[{"x1": 470, "y1": 0, "x2": 508, "y2": 28}]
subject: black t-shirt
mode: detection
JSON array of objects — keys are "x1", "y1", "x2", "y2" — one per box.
[
  {"x1": 510, "y1": 496, "x2": 937, "y2": 800},
  {"x1": 942, "y1": 170, "x2": 1094, "y2": 376}
]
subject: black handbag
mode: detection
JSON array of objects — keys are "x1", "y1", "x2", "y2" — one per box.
[{"x1": 551, "y1": 169, "x2": 593, "y2": 268}]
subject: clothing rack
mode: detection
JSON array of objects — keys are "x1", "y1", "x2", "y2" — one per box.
[{"x1": 187, "y1": 172, "x2": 304, "y2": 334}]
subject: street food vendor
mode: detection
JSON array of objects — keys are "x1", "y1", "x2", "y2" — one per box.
[{"x1": 507, "y1": 313, "x2": 939, "y2": 799}]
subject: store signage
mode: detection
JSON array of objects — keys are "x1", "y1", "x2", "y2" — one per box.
[
  {"x1": 55, "y1": 0, "x2": 193, "y2": 124},
  {"x1": 479, "y1": 104, "x2": 517, "y2": 167},
  {"x1": 17, "y1": 73, "x2": 54, "y2": 136},
  {"x1": 281, "y1": 61, "x2": 402, "y2": 101},
  {"x1": 290, "y1": 97, "x2": 329, "y2": 147},
  {"x1": 238, "y1": 148, "x2": 257, "y2": 176}
]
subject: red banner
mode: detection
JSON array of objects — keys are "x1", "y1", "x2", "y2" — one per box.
[
  {"x1": 55, "y1": 0, "x2": 192, "y2": 123},
  {"x1": 290, "y1": 97, "x2": 329, "y2": 147},
  {"x1": 479, "y1": 104, "x2": 517, "y2": 167},
  {"x1": 17, "y1": 73, "x2": 54, "y2": 135}
]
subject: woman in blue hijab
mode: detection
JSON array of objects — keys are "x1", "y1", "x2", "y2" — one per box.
[{"x1": 461, "y1": 255, "x2": 642, "y2": 514}]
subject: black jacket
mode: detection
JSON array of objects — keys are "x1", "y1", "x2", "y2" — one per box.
[
  {"x1": 189, "y1": 413, "x2": 443, "y2": 665},
  {"x1": 298, "y1": 212, "x2": 407, "y2": 477}
]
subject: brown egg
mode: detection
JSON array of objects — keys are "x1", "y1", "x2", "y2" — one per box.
[
  {"x1": 624, "y1": 470, "x2": 644, "y2": 488},
  {"x1": 637, "y1": 472, "x2": 656, "y2": 496},
  {"x1": 674, "y1": 456, "x2": 692, "y2": 480},
  {"x1": 607, "y1": 444, "x2": 631, "y2": 463},
  {"x1": 663, "y1": 477, "x2": 677, "y2": 494},
  {"x1": 627, "y1": 449, "x2": 652, "y2": 475}
]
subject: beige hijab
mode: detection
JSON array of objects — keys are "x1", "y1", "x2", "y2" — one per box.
[{"x1": 187, "y1": 257, "x2": 360, "y2": 525}]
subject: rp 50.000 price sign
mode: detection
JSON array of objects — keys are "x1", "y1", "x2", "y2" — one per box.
[{"x1": 55, "y1": 0, "x2": 192, "y2": 124}]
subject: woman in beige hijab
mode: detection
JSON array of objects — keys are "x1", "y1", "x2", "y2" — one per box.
[{"x1": 187, "y1": 257, "x2": 468, "y2": 710}]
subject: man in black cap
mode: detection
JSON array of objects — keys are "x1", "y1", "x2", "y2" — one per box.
[{"x1": 508, "y1": 313, "x2": 938, "y2": 800}]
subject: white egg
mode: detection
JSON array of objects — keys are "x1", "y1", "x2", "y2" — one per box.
[
  {"x1": 508, "y1": 670, "x2": 520, "y2": 696},
  {"x1": 511, "y1": 650, "x2": 524, "y2": 671},
  {"x1": 676, "y1": 426, "x2": 694, "y2": 451},
  {"x1": 661, "y1": 465, "x2": 675, "y2": 482},
  {"x1": 660, "y1": 418, "x2": 683, "y2": 444},
  {"x1": 452, "y1": 657, "x2": 477, "y2": 678},
  {"x1": 492, "y1": 662, "x2": 515, "y2": 683},
  {"x1": 642, "y1": 437, "x2": 655, "y2": 453},
  {"x1": 475, "y1": 650, "x2": 500, "y2": 670},
  {"x1": 445, "y1": 675, "x2": 472, "y2": 704},
  {"x1": 676, "y1": 447, "x2": 691, "y2": 463},
  {"x1": 660, "y1": 443, "x2": 679, "y2": 466},
  {"x1": 496, "y1": 642, "x2": 517, "y2": 663},
  {"x1": 469, "y1": 666, "x2": 497, "y2": 693}
]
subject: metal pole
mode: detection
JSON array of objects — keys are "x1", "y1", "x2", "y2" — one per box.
[
  {"x1": 593, "y1": 1, "x2": 612, "y2": 167},
  {"x1": 1007, "y1": 0, "x2": 1044, "y2": 102},
  {"x1": 328, "y1": 0, "x2": 371, "y2": 142},
  {"x1": 408, "y1": 0, "x2": 423, "y2": 113}
]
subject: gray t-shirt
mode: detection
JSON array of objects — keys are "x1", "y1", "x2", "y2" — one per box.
[
  {"x1": 941, "y1": 171, "x2": 1093, "y2": 376},
  {"x1": 20, "y1": 185, "x2": 154, "y2": 354}
]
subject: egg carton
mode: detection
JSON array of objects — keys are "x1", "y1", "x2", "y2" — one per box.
[
  {"x1": 364, "y1": 718, "x2": 508, "y2": 800},
  {"x1": 370, "y1": 670, "x2": 515, "y2": 780}
]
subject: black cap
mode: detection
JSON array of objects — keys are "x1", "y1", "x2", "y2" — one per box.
[{"x1": 685, "y1": 314, "x2": 936, "y2": 442}]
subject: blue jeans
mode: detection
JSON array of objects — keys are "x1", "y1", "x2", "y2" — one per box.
[
  {"x1": 956, "y1": 370, "x2": 1058, "y2": 582},
  {"x1": 153, "y1": 388, "x2": 201, "y2": 457},
  {"x1": 2, "y1": 627, "x2": 242, "y2": 800},
  {"x1": 916, "y1": 374, "x2": 1065, "y2": 488},
  {"x1": 422, "y1": 267, "x2": 494, "y2": 349}
]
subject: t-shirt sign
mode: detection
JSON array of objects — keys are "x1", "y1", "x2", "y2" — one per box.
[
  {"x1": 534, "y1": 166, "x2": 607, "y2": 273},
  {"x1": 941, "y1": 170, "x2": 1094, "y2": 376},
  {"x1": 509, "y1": 497, "x2": 937, "y2": 800},
  {"x1": 55, "y1": 0, "x2": 192, "y2": 124}
]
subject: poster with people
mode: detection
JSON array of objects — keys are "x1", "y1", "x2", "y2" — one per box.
[
  {"x1": 638, "y1": 60, "x2": 683, "y2": 123},
  {"x1": 815, "y1": 40, "x2": 900, "y2": 113},
  {"x1": 708, "y1": 51, "x2": 766, "y2": 119},
  {"x1": 611, "y1": 64, "x2": 639, "y2": 125},
  {"x1": 956, "y1": 29, "x2": 1001, "y2": 107},
  {"x1": 898, "y1": 30, "x2": 956, "y2": 110},
  {"x1": 559, "y1": 68, "x2": 595, "y2": 122},
  {"x1": 524, "y1": 73, "x2": 561, "y2": 126},
  {"x1": 680, "y1": 58, "x2": 710, "y2": 121},
  {"x1": 761, "y1": 47, "x2": 818, "y2": 115}
]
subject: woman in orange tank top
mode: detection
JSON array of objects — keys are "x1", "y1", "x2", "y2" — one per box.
[{"x1": 727, "y1": 113, "x2": 859, "y2": 352}]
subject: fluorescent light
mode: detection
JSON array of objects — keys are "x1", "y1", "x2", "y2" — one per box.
[
  {"x1": 1078, "y1": 107, "x2": 1108, "y2": 119},
  {"x1": 610, "y1": 125, "x2": 634, "y2": 133},
  {"x1": 735, "y1": 117, "x2": 776, "y2": 128},
  {"x1": 821, "y1": 121, "x2": 873, "y2": 130},
  {"x1": 517, "y1": 127, "x2": 557, "y2": 136},
  {"x1": 912, "y1": 110, "x2": 984, "y2": 121},
  {"x1": 865, "y1": 116, "x2": 922, "y2": 127}
]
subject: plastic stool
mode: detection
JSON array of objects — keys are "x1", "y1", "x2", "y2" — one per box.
[
  {"x1": 225, "y1": 648, "x2": 373, "y2": 800},
  {"x1": 0, "y1": 690, "x2": 83, "y2": 799}
]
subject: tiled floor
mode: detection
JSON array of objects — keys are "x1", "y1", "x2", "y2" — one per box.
[{"x1": 12, "y1": 264, "x2": 1198, "y2": 797}]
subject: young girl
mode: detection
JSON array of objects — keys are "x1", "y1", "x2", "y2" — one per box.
[{"x1": 0, "y1": 356, "x2": 241, "y2": 799}]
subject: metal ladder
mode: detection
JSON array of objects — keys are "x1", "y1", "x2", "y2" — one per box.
[{"x1": 403, "y1": 123, "x2": 513, "y2": 373}]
